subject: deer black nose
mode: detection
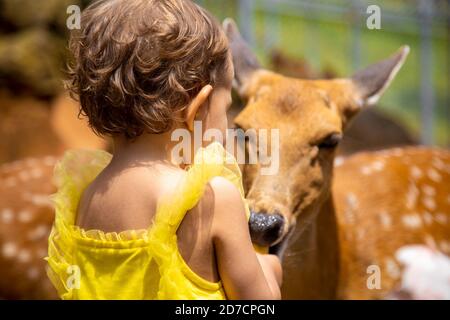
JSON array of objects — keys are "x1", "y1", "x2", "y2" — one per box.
[{"x1": 249, "y1": 211, "x2": 285, "y2": 247}]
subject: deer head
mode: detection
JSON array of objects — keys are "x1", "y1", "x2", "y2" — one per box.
[{"x1": 223, "y1": 19, "x2": 409, "y2": 250}]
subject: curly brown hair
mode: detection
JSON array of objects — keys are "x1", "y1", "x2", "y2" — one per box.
[{"x1": 66, "y1": 0, "x2": 229, "y2": 140}]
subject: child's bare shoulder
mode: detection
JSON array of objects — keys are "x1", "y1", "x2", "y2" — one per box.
[
  {"x1": 209, "y1": 177, "x2": 243, "y2": 201},
  {"x1": 207, "y1": 177, "x2": 247, "y2": 223},
  {"x1": 77, "y1": 164, "x2": 186, "y2": 231},
  {"x1": 97, "y1": 165, "x2": 183, "y2": 198}
]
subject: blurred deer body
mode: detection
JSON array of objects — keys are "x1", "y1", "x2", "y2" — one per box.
[
  {"x1": 281, "y1": 147, "x2": 450, "y2": 299},
  {"x1": 0, "y1": 156, "x2": 58, "y2": 299},
  {"x1": 0, "y1": 92, "x2": 106, "y2": 299},
  {"x1": 332, "y1": 147, "x2": 450, "y2": 299}
]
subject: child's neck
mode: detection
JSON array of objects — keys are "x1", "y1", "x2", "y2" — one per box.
[{"x1": 112, "y1": 131, "x2": 176, "y2": 165}]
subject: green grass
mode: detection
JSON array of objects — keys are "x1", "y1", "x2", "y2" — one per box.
[{"x1": 198, "y1": 0, "x2": 449, "y2": 146}]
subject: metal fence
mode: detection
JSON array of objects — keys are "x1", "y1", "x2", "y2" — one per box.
[{"x1": 198, "y1": 0, "x2": 450, "y2": 146}]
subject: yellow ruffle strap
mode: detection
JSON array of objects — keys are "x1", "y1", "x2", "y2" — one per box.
[
  {"x1": 148, "y1": 142, "x2": 250, "y2": 299},
  {"x1": 52, "y1": 149, "x2": 113, "y2": 225},
  {"x1": 47, "y1": 149, "x2": 113, "y2": 299}
]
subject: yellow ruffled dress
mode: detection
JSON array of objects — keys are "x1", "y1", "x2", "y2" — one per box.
[{"x1": 46, "y1": 142, "x2": 250, "y2": 300}]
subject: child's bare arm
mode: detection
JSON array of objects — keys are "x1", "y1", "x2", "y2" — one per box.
[
  {"x1": 256, "y1": 253, "x2": 282, "y2": 297},
  {"x1": 210, "y1": 177, "x2": 282, "y2": 300}
]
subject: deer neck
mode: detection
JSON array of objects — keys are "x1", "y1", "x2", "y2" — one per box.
[{"x1": 281, "y1": 193, "x2": 340, "y2": 299}]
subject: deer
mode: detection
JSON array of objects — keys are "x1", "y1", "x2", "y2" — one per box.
[
  {"x1": 331, "y1": 148, "x2": 450, "y2": 299},
  {"x1": 224, "y1": 19, "x2": 450, "y2": 299},
  {"x1": 0, "y1": 156, "x2": 59, "y2": 299}
]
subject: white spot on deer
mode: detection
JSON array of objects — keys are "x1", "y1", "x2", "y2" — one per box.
[
  {"x1": 347, "y1": 193, "x2": 358, "y2": 209},
  {"x1": 432, "y1": 158, "x2": 445, "y2": 170},
  {"x1": 402, "y1": 213, "x2": 422, "y2": 229},
  {"x1": 18, "y1": 170, "x2": 31, "y2": 181},
  {"x1": 377, "y1": 150, "x2": 389, "y2": 157},
  {"x1": 29, "y1": 167, "x2": 43, "y2": 179},
  {"x1": 422, "y1": 211, "x2": 433, "y2": 225},
  {"x1": 405, "y1": 183, "x2": 419, "y2": 210},
  {"x1": 18, "y1": 249, "x2": 31, "y2": 263},
  {"x1": 361, "y1": 166, "x2": 372, "y2": 175},
  {"x1": 1, "y1": 208, "x2": 14, "y2": 223},
  {"x1": 379, "y1": 211, "x2": 392, "y2": 228},
  {"x1": 372, "y1": 160, "x2": 385, "y2": 171},
  {"x1": 357, "y1": 229, "x2": 366, "y2": 240},
  {"x1": 427, "y1": 168, "x2": 442, "y2": 182},
  {"x1": 27, "y1": 267, "x2": 40, "y2": 280},
  {"x1": 23, "y1": 193, "x2": 53, "y2": 208},
  {"x1": 435, "y1": 213, "x2": 447, "y2": 225},
  {"x1": 28, "y1": 225, "x2": 49, "y2": 241},
  {"x1": 344, "y1": 193, "x2": 358, "y2": 224},
  {"x1": 391, "y1": 148, "x2": 403, "y2": 157},
  {"x1": 334, "y1": 157, "x2": 344, "y2": 167},
  {"x1": 385, "y1": 258, "x2": 401, "y2": 279},
  {"x1": 18, "y1": 209, "x2": 33, "y2": 223},
  {"x1": 2, "y1": 242, "x2": 18, "y2": 259},
  {"x1": 4, "y1": 177, "x2": 17, "y2": 187},
  {"x1": 410, "y1": 166, "x2": 423, "y2": 179},
  {"x1": 421, "y1": 185, "x2": 436, "y2": 196},
  {"x1": 43, "y1": 156, "x2": 57, "y2": 166},
  {"x1": 422, "y1": 197, "x2": 436, "y2": 211}
]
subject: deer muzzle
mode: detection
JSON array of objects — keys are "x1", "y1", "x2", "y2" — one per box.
[{"x1": 249, "y1": 211, "x2": 286, "y2": 247}]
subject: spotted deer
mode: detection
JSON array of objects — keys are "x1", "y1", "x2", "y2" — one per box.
[
  {"x1": 224, "y1": 19, "x2": 450, "y2": 299},
  {"x1": 0, "y1": 93, "x2": 104, "y2": 299},
  {"x1": 332, "y1": 148, "x2": 450, "y2": 299},
  {"x1": 0, "y1": 157, "x2": 59, "y2": 299}
]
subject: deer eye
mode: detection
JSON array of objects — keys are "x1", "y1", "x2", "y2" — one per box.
[{"x1": 318, "y1": 133, "x2": 342, "y2": 149}]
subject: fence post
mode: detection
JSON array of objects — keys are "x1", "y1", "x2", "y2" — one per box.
[
  {"x1": 264, "y1": 0, "x2": 280, "y2": 50},
  {"x1": 239, "y1": 0, "x2": 255, "y2": 46},
  {"x1": 418, "y1": 0, "x2": 435, "y2": 145}
]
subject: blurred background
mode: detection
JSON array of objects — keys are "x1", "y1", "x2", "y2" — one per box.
[
  {"x1": 0, "y1": 0, "x2": 448, "y2": 299},
  {"x1": 200, "y1": 0, "x2": 449, "y2": 149}
]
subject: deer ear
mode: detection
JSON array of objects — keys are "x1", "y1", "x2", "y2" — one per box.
[
  {"x1": 352, "y1": 46, "x2": 409, "y2": 106},
  {"x1": 223, "y1": 18, "x2": 261, "y2": 96}
]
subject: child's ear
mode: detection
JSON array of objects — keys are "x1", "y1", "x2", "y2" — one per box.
[{"x1": 185, "y1": 85, "x2": 213, "y2": 131}]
